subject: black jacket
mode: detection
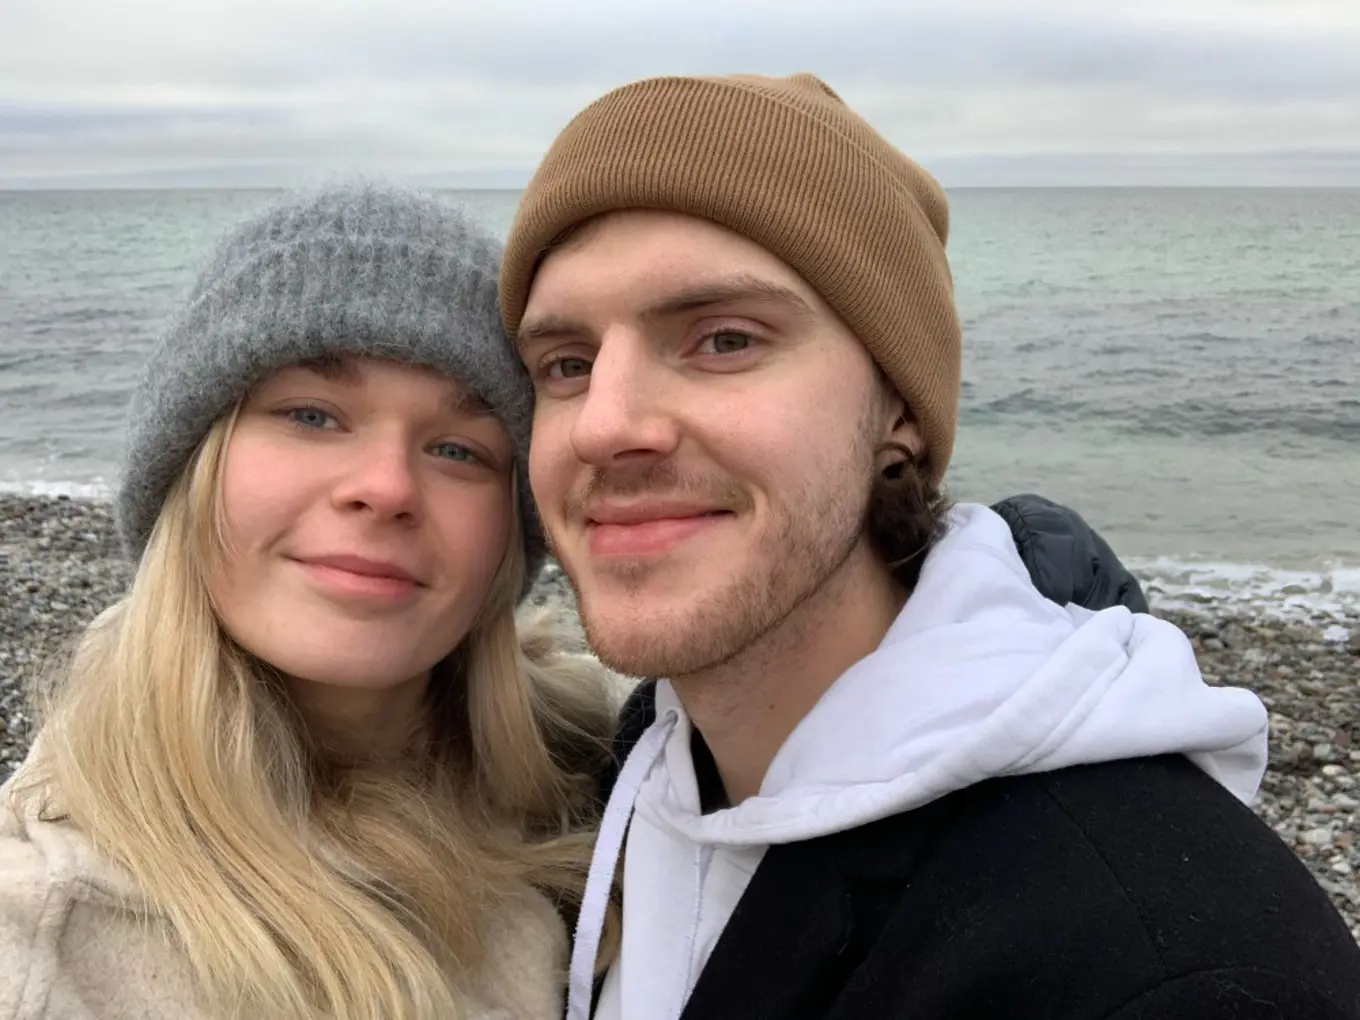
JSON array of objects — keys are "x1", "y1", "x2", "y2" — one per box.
[{"x1": 602, "y1": 495, "x2": 1360, "y2": 1019}]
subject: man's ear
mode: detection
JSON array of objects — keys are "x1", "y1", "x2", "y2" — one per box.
[{"x1": 882, "y1": 390, "x2": 925, "y2": 461}]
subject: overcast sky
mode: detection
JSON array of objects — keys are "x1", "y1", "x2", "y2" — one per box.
[{"x1": 3, "y1": 0, "x2": 1359, "y2": 187}]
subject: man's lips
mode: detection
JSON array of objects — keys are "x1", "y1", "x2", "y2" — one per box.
[
  {"x1": 585, "y1": 500, "x2": 733, "y2": 526},
  {"x1": 584, "y1": 502, "x2": 733, "y2": 557}
]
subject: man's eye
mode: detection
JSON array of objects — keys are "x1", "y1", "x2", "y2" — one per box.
[
  {"x1": 702, "y1": 331, "x2": 754, "y2": 355},
  {"x1": 546, "y1": 356, "x2": 593, "y2": 379}
]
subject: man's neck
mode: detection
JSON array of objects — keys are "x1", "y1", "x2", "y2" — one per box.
[{"x1": 672, "y1": 544, "x2": 905, "y2": 806}]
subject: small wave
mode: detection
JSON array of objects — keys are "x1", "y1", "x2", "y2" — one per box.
[
  {"x1": 1302, "y1": 331, "x2": 1358, "y2": 347},
  {"x1": 42, "y1": 306, "x2": 145, "y2": 326},
  {"x1": 1129, "y1": 556, "x2": 1360, "y2": 639},
  {"x1": 0, "y1": 477, "x2": 114, "y2": 500},
  {"x1": 1143, "y1": 407, "x2": 1360, "y2": 442},
  {"x1": 0, "y1": 383, "x2": 52, "y2": 400},
  {"x1": 44, "y1": 389, "x2": 131, "y2": 411},
  {"x1": 1085, "y1": 366, "x2": 1176, "y2": 383},
  {"x1": 0, "y1": 354, "x2": 39, "y2": 372},
  {"x1": 969, "y1": 389, "x2": 1084, "y2": 420},
  {"x1": 966, "y1": 394, "x2": 1360, "y2": 443},
  {"x1": 1181, "y1": 331, "x2": 1242, "y2": 344}
]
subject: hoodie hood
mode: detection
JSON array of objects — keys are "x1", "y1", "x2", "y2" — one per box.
[{"x1": 569, "y1": 503, "x2": 1269, "y2": 1020}]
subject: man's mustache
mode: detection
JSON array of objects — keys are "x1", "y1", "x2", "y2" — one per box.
[{"x1": 565, "y1": 463, "x2": 753, "y2": 520}]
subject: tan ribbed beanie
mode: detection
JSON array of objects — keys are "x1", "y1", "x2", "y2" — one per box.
[{"x1": 500, "y1": 72, "x2": 962, "y2": 482}]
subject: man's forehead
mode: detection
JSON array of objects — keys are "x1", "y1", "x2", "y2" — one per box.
[{"x1": 523, "y1": 215, "x2": 822, "y2": 330}]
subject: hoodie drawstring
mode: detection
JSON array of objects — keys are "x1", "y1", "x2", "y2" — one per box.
[
  {"x1": 567, "y1": 710, "x2": 678, "y2": 1020},
  {"x1": 674, "y1": 843, "x2": 715, "y2": 1017}
]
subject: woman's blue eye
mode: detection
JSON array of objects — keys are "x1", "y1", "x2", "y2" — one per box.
[
  {"x1": 435, "y1": 442, "x2": 481, "y2": 464},
  {"x1": 289, "y1": 407, "x2": 335, "y2": 429}
]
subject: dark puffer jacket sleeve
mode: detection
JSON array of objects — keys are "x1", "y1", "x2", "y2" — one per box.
[{"x1": 991, "y1": 493, "x2": 1150, "y2": 613}]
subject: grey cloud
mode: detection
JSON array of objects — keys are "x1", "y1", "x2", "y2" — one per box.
[
  {"x1": 0, "y1": 107, "x2": 284, "y2": 137},
  {"x1": 153, "y1": 8, "x2": 1360, "y2": 103},
  {"x1": 2, "y1": 0, "x2": 1359, "y2": 185},
  {"x1": 7, "y1": 3, "x2": 1360, "y2": 100}
]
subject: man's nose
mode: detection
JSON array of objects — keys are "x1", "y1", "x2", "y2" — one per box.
[{"x1": 569, "y1": 332, "x2": 682, "y2": 471}]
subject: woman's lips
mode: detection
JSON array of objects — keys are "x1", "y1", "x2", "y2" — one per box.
[{"x1": 295, "y1": 555, "x2": 423, "y2": 603}]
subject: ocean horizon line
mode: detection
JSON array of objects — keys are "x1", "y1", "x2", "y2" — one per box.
[
  {"x1": 6, "y1": 148, "x2": 1360, "y2": 193},
  {"x1": 7, "y1": 184, "x2": 1360, "y2": 194}
]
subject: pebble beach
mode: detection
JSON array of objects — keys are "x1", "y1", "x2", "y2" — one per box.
[{"x1": 2, "y1": 492, "x2": 1357, "y2": 942}]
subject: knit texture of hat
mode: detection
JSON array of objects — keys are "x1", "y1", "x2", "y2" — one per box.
[
  {"x1": 119, "y1": 181, "x2": 546, "y2": 589},
  {"x1": 499, "y1": 72, "x2": 962, "y2": 483}
]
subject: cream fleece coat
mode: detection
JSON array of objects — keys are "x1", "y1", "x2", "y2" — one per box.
[{"x1": 0, "y1": 775, "x2": 568, "y2": 1020}]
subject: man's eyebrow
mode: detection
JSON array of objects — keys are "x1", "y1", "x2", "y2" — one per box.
[
  {"x1": 515, "y1": 315, "x2": 590, "y2": 350},
  {"x1": 514, "y1": 272, "x2": 817, "y2": 349},
  {"x1": 638, "y1": 273, "x2": 817, "y2": 322}
]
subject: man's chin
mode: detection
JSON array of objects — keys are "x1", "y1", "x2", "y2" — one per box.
[
  {"x1": 576, "y1": 591, "x2": 743, "y2": 679},
  {"x1": 586, "y1": 631, "x2": 699, "y2": 681}
]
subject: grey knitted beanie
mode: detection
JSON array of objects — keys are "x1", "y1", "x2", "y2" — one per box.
[{"x1": 117, "y1": 181, "x2": 546, "y2": 590}]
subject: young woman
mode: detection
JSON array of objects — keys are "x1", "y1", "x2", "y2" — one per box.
[{"x1": 0, "y1": 183, "x2": 620, "y2": 1019}]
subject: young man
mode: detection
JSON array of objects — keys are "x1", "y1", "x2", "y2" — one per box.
[{"x1": 502, "y1": 74, "x2": 1360, "y2": 1019}]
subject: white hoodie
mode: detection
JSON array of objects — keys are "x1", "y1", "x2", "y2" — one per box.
[{"x1": 571, "y1": 504, "x2": 1270, "y2": 1020}]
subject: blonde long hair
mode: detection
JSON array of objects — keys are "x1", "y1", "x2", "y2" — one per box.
[{"x1": 12, "y1": 410, "x2": 621, "y2": 1019}]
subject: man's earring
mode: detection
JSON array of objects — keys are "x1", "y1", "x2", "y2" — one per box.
[{"x1": 881, "y1": 441, "x2": 915, "y2": 481}]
